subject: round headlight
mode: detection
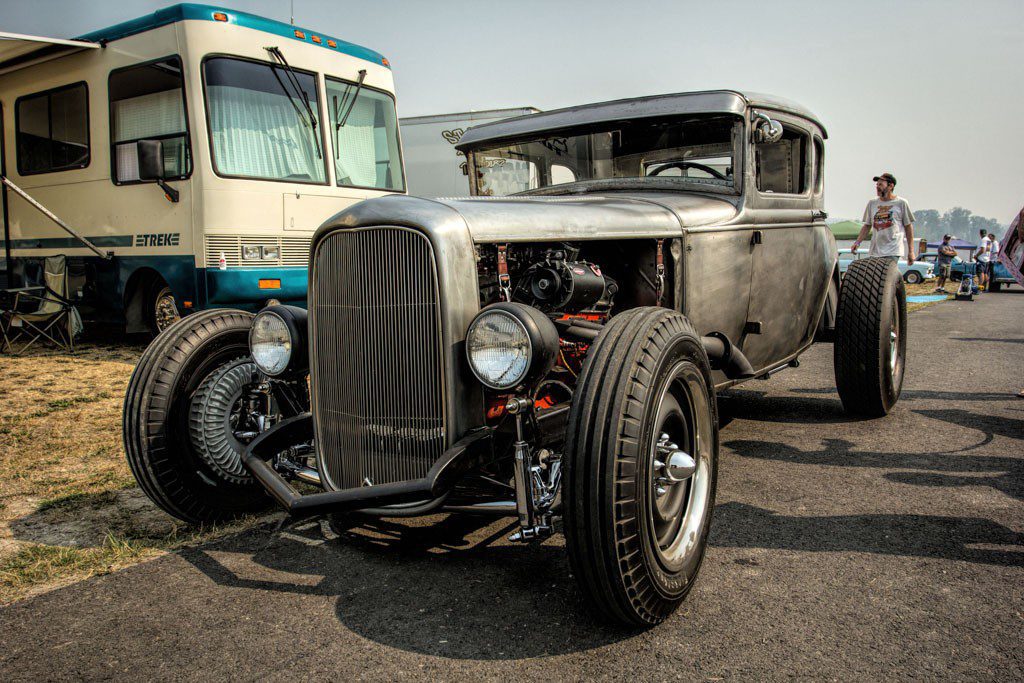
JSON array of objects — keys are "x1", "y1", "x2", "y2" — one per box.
[
  {"x1": 466, "y1": 303, "x2": 559, "y2": 391},
  {"x1": 249, "y1": 310, "x2": 292, "y2": 376}
]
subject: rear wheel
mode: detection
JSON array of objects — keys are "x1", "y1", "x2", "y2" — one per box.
[
  {"x1": 146, "y1": 282, "x2": 181, "y2": 335},
  {"x1": 834, "y1": 258, "x2": 907, "y2": 417},
  {"x1": 123, "y1": 309, "x2": 270, "y2": 523},
  {"x1": 564, "y1": 307, "x2": 717, "y2": 626}
]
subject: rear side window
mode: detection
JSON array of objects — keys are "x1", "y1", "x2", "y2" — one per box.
[
  {"x1": 813, "y1": 136, "x2": 824, "y2": 194},
  {"x1": 109, "y1": 57, "x2": 191, "y2": 183},
  {"x1": 16, "y1": 82, "x2": 89, "y2": 175}
]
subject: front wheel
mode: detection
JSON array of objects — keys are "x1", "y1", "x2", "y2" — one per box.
[
  {"x1": 564, "y1": 308, "x2": 718, "y2": 627},
  {"x1": 123, "y1": 309, "x2": 270, "y2": 523},
  {"x1": 904, "y1": 270, "x2": 923, "y2": 284},
  {"x1": 834, "y1": 258, "x2": 907, "y2": 416}
]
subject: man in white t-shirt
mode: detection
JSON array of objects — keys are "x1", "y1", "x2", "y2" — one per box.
[
  {"x1": 975, "y1": 228, "x2": 992, "y2": 291},
  {"x1": 851, "y1": 172, "x2": 916, "y2": 263}
]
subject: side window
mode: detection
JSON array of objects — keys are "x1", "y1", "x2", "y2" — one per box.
[
  {"x1": 813, "y1": 136, "x2": 824, "y2": 194},
  {"x1": 755, "y1": 124, "x2": 808, "y2": 194},
  {"x1": 109, "y1": 57, "x2": 190, "y2": 184},
  {"x1": 16, "y1": 82, "x2": 89, "y2": 175}
]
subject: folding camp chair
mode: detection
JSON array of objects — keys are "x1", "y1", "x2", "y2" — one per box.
[{"x1": 0, "y1": 255, "x2": 83, "y2": 354}]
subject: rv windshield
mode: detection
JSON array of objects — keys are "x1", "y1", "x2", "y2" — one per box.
[
  {"x1": 326, "y1": 77, "x2": 404, "y2": 191},
  {"x1": 469, "y1": 115, "x2": 739, "y2": 196},
  {"x1": 204, "y1": 57, "x2": 327, "y2": 183}
]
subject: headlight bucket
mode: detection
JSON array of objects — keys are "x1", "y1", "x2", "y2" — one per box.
[
  {"x1": 249, "y1": 304, "x2": 308, "y2": 377},
  {"x1": 466, "y1": 302, "x2": 558, "y2": 391}
]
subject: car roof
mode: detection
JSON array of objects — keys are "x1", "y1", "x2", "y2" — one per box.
[{"x1": 455, "y1": 89, "x2": 826, "y2": 151}]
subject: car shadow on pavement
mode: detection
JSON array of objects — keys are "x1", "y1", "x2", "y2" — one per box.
[
  {"x1": 723, "y1": 437, "x2": 1024, "y2": 503},
  {"x1": 791, "y1": 386, "x2": 1020, "y2": 403},
  {"x1": 717, "y1": 389, "x2": 859, "y2": 426},
  {"x1": 178, "y1": 514, "x2": 637, "y2": 660},
  {"x1": 710, "y1": 502, "x2": 1024, "y2": 566}
]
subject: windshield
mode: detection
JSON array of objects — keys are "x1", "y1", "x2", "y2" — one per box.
[
  {"x1": 204, "y1": 56, "x2": 326, "y2": 183},
  {"x1": 326, "y1": 77, "x2": 404, "y2": 191},
  {"x1": 468, "y1": 115, "x2": 739, "y2": 196}
]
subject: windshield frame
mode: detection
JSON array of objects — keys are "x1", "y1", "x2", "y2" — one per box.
[
  {"x1": 324, "y1": 74, "x2": 405, "y2": 193},
  {"x1": 466, "y1": 115, "x2": 745, "y2": 197},
  {"x1": 200, "y1": 53, "x2": 329, "y2": 186}
]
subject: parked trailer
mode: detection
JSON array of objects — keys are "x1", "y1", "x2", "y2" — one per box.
[
  {"x1": 0, "y1": 4, "x2": 404, "y2": 333},
  {"x1": 400, "y1": 108, "x2": 539, "y2": 198}
]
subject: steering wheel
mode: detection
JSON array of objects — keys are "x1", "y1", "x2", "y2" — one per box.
[{"x1": 648, "y1": 161, "x2": 729, "y2": 181}]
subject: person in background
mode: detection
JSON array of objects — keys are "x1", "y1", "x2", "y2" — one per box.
[
  {"x1": 974, "y1": 228, "x2": 992, "y2": 291},
  {"x1": 935, "y1": 234, "x2": 957, "y2": 293},
  {"x1": 851, "y1": 172, "x2": 916, "y2": 264},
  {"x1": 988, "y1": 233, "x2": 1000, "y2": 277}
]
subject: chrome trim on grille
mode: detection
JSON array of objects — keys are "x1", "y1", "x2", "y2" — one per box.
[{"x1": 309, "y1": 227, "x2": 447, "y2": 491}]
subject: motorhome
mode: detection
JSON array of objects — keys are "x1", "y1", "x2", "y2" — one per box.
[
  {"x1": 0, "y1": 4, "x2": 404, "y2": 333},
  {"x1": 400, "y1": 108, "x2": 538, "y2": 198}
]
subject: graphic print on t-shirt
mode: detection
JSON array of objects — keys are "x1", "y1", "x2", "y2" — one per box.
[{"x1": 873, "y1": 205, "x2": 894, "y2": 230}]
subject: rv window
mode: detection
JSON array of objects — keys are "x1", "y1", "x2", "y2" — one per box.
[
  {"x1": 203, "y1": 57, "x2": 327, "y2": 184},
  {"x1": 325, "y1": 77, "x2": 404, "y2": 192},
  {"x1": 16, "y1": 82, "x2": 89, "y2": 175},
  {"x1": 109, "y1": 57, "x2": 191, "y2": 184}
]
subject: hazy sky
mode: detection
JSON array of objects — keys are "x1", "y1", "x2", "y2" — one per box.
[{"x1": 3, "y1": 0, "x2": 1022, "y2": 223}]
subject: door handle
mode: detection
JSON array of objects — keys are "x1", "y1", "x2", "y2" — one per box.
[
  {"x1": 750, "y1": 230, "x2": 763, "y2": 246},
  {"x1": 812, "y1": 210, "x2": 828, "y2": 221}
]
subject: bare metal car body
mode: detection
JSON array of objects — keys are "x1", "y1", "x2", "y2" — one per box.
[{"x1": 125, "y1": 90, "x2": 908, "y2": 626}]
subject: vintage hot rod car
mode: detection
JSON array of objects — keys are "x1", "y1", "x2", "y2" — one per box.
[{"x1": 123, "y1": 91, "x2": 907, "y2": 626}]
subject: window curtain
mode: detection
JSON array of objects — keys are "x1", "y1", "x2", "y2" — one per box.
[
  {"x1": 112, "y1": 90, "x2": 186, "y2": 182},
  {"x1": 207, "y1": 85, "x2": 324, "y2": 182},
  {"x1": 334, "y1": 97, "x2": 378, "y2": 187}
]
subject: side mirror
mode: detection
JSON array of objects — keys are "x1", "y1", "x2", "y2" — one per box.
[
  {"x1": 753, "y1": 113, "x2": 783, "y2": 144},
  {"x1": 137, "y1": 139, "x2": 166, "y2": 181},
  {"x1": 136, "y1": 139, "x2": 179, "y2": 203}
]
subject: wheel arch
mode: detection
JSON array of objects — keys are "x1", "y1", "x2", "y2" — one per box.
[{"x1": 123, "y1": 267, "x2": 167, "y2": 334}]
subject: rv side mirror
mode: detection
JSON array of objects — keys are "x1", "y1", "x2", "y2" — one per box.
[
  {"x1": 137, "y1": 139, "x2": 165, "y2": 181},
  {"x1": 136, "y1": 139, "x2": 179, "y2": 203}
]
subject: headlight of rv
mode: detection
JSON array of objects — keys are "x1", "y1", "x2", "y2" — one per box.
[
  {"x1": 249, "y1": 305, "x2": 307, "y2": 376},
  {"x1": 466, "y1": 303, "x2": 558, "y2": 390}
]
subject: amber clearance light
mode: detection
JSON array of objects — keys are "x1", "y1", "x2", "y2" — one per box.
[{"x1": 212, "y1": 12, "x2": 228, "y2": 21}]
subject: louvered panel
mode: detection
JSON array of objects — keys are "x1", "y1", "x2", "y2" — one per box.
[
  {"x1": 204, "y1": 235, "x2": 312, "y2": 268},
  {"x1": 310, "y1": 227, "x2": 446, "y2": 490}
]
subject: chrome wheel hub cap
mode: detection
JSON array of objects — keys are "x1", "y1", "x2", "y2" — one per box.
[{"x1": 653, "y1": 433, "x2": 696, "y2": 497}]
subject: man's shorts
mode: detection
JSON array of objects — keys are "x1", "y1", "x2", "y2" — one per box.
[
  {"x1": 938, "y1": 263, "x2": 952, "y2": 279},
  {"x1": 977, "y1": 261, "x2": 991, "y2": 276}
]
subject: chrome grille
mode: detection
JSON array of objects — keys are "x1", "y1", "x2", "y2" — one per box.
[{"x1": 311, "y1": 228, "x2": 446, "y2": 490}]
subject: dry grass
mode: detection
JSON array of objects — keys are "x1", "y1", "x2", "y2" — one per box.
[{"x1": 0, "y1": 340, "x2": 271, "y2": 604}]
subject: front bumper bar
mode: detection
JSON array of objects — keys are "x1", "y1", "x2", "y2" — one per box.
[{"x1": 241, "y1": 413, "x2": 493, "y2": 518}]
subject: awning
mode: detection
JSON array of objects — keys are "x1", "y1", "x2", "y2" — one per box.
[{"x1": 0, "y1": 32, "x2": 101, "y2": 75}]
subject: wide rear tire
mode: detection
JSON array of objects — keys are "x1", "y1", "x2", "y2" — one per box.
[
  {"x1": 564, "y1": 307, "x2": 718, "y2": 627},
  {"x1": 123, "y1": 309, "x2": 270, "y2": 523},
  {"x1": 834, "y1": 258, "x2": 907, "y2": 417}
]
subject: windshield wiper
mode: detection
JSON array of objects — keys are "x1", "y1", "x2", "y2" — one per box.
[
  {"x1": 265, "y1": 46, "x2": 322, "y2": 159},
  {"x1": 335, "y1": 69, "x2": 367, "y2": 130}
]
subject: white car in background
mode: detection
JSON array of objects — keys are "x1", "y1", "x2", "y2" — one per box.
[{"x1": 838, "y1": 249, "x2": 935, "y2": 284}]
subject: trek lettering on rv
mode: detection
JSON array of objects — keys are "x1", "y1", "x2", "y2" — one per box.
[{"x1": 134, "y1": 233, "x2": 181, "y2": 247}]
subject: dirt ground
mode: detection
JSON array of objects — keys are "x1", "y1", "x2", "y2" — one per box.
[{"x1": 0, "y1": 340, "x2": 269, "y2": 604}]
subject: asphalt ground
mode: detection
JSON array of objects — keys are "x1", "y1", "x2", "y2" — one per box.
[{"x1": 2, "y1": 290, "x2": 1022, "y2": 681}]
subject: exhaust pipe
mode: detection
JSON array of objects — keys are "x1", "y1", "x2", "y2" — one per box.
[{"x1": 701, "y1": 332, "x2": 755, "y2": 380}]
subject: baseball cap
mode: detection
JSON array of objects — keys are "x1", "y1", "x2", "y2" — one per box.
[{"x1": 873, "y1": 172, "x2": 897, "y2": 185}]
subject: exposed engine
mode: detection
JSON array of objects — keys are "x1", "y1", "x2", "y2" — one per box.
[{"x1": 475, "y1": 239, "x2": 673, "y2": 428}]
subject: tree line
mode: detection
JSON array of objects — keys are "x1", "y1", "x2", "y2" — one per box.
[{"x1": 913, "y1": 207, "x2": 1004, "y2": 242}]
